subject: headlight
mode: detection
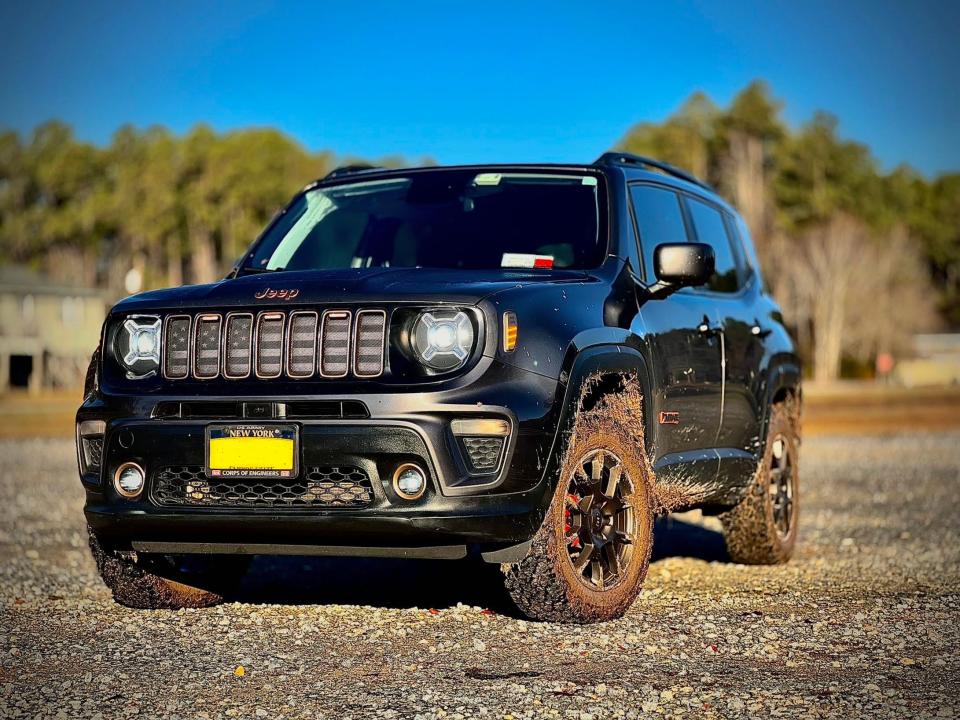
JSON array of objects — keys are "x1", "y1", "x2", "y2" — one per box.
[
  {"x1": 114, "y1": 315, "x2": 161, "y2": 377},
  {"x1": 411, "y1": 310, "x2": 475, "y2": 372}
]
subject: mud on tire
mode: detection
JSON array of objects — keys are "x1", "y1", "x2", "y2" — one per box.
[
  {"x1": 88, "y1": 526, "x2": 249, "y2": 609},
  {"x1": 720, "y1": 401, "x2": 800, "y2": 565},
  {"x1": 503, "y1": 419, "x2": 654, "y2": 624}
]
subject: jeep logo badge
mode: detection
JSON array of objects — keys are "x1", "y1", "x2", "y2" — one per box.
[{"x1": 254, "y1": 288, "x2": 300, "y2": 300}]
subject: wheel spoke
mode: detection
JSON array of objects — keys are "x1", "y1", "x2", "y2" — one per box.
[
  {"x1": 590, "y1": 455, "x2": 603, "y2": 481},
  {"x1": 590, "y1": 558, "x2": 605, "y2": 588},
  {"x1": 578, "y1": 494, "x2": 594, "y2": 514},
  {"x1": 603, "y1": 543, "x2": 623, "y2": 577},
  {"x1": 603, "y1": 465, "x2": 622, "y2": 499},
  {"x1": 573, "y1": 544, "x2": 594, "y2": 572}
]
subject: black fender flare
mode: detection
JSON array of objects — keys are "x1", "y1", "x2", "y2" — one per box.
[
  {"x1": 536, "y1": 344, "x2": 655, "y2": 493},
  {"x1": 760, "y1": 356, "x2": 802, "y2": 441}
]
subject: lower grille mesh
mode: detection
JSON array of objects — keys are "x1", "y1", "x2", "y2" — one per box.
[
  {"x1": 461, "y1": 437, "x2": 504, "y2": 472},
  {"x1": 152, "y1": 466, "x2": 374, "y2": 509}
]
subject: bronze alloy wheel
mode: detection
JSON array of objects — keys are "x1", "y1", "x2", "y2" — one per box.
[
  {"x1": 563, "y1": 449, "x2": 636, "y2": 590},
  {"x1": 503, "y1": 423, "x2": 654, "y2": 624},
  {"x1": 768, "y1": 433, "x2": 796, "y2": 540}
]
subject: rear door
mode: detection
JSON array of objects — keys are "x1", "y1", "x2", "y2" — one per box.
[{"x1": 629, "y1": 183, "x2": 723, "y2": 482}]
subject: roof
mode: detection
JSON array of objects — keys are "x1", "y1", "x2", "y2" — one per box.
[
  {"x1": 311, "y1": 155, "x2": 732, "y2": 212},
  {"x1": 0, "y1": 264, "x2": 107, "y2": 298}
]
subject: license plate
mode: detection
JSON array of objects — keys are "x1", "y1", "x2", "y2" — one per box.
[{"x1": 205, "y1": 424, "x2": 299, "y2": 479}]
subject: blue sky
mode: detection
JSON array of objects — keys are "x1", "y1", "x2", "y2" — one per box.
[{"x1": 1, "y1": 1, "x2": 958, "y2": 176}]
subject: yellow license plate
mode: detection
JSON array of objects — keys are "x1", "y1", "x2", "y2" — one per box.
[{"x1": 206, "y1": 424, "x2": 298, "y2": 478}]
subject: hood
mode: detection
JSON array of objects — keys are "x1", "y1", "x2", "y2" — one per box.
[{"x1": 111, "y1": 267, "x2": 591, "y2": 313}]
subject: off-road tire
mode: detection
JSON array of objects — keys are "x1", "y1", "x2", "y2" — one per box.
[
  {"x1": 721, "y1": 402, "x2": 800, "y2": 564},
  {"x1": 88, "y1": 526, "x2": 250, "y2": 609},
  {"x1": 503, "y1": 428, "x2": 654, "y2": 624}
]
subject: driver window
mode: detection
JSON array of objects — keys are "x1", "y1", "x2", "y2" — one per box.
[
  {"x1": 686, "y1": 198, "x2": 740, "y2": 293},
  {"x1": 629, "y1": 184, "x2": 688, "y2": 283}
]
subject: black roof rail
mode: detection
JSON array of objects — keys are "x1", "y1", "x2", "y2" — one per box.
[
  {"x1": 594, "y1": 151, "x2": 713, "y2": 191},
  {"x1": 320, "y1": 163, "x2": 386, "y2": 181}
]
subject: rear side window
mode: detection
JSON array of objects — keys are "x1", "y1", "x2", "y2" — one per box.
[
  {"x1": 687, "y1": 198, "x2": 740, "y2": 293},
  {"x1": 629, "y1": 185, "x2": 688, "y2": 282},
  {"x1": 733, "y1": 214, "x2": 762, "y2": 288}
]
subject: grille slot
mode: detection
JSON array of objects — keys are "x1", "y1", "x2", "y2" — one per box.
[
  {"x1": 224, "y1": 314, "x2": 254, "y2": 378},
  {"x1": 354, "y1": 310, "x2": 387, "y2": 378},
  {"x1": 255, "y1": 313, "x2": 285, "y2": 378},
  {"x1": 163, "y1": 315, "x2": 191, "y2": 379},
  {"x1": 152, "y1": 465, "x2": 374, "y2": 509},
  {"x1": 320, "y1": 310, "x2": 352, "y2": 377},
  {"x1": 287, "y1": 311, "x2": 318, "y2": 378},
  {"x1": 193, "y1": 315, "x2": 222, "y2": 379}
]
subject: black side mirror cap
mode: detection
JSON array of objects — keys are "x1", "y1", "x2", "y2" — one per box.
[{"x1": 648, "y1": 243, "x2": 715, "y2": 298}]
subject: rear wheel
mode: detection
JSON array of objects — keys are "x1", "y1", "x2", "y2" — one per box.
[
  {"x1": 88, "y1": 526, "x2": 250, "y2": 609},
  {"x1": 720, "y1": 402, "x2": 800, "y2": 564},
  {"x1": 503, "y1": 427, "x2": 654, "y2": 623}
]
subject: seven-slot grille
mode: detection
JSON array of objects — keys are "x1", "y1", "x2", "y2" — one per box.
[{"x1": 161, "y1": 309, "x2": 386, "y2": 380}]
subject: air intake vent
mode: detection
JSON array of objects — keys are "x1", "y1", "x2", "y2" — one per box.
[
  {"x1": 193, "y1": 314, "x2": 222, "y2": 379},
  {"x1": 320, "y1": 310, "x2": 351, "y2": 377},
  {"x1": 354, "y1": 310, "x2": 386, "y2": 377},
  {"x1": 163, "y1": 315, "x2": 191, "y2": 379},
  {"x1": 287, "y1": 311, "x2": 318, "y2": 378},
  {"x1": 255, "y1": 313, "x2": 284, "y2": 378},
  {"x1": 224, "y1": 313, "x2": 253, "y2": 378}
]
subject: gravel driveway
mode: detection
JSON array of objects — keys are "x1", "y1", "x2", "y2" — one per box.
[{"x1": 2, "y1": 433, "x2": 959, "y2": 719}]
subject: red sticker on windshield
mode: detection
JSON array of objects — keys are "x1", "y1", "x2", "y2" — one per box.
[{"x1": 502, "y1": 253, "x2": 555, "y2": 269}]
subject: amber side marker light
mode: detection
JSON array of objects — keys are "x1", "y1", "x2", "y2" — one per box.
[{"x1": 502, "y1": 311, "x2": 518, "y2": 352}]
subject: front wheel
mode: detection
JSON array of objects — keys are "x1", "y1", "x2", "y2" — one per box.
[
  {"x1": 88, "y1": 527, "x2": 250, "y2": 609},
  {"x1": 503, "y1": 427, "x2": 654, "y2": 623}
]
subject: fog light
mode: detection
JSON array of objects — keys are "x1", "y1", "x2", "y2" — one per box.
[
  {"x1": 393, "y1": 463, "x2": 426, "y2": 500},
  {"x1": 114, "y1": 462, "x2": 145, "y2": 498}
]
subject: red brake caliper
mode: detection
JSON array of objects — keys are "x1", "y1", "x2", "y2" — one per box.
[{"x1": 565, "y1": 494, "x2": 582, "y2": 549}]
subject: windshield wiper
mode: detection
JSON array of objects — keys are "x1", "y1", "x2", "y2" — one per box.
[{"x1": 237, "y1": 266, "x2": 285, "y2": 275}]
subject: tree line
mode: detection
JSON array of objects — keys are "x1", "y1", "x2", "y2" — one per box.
[
  {"x1": 618, "y1": 81, "x2": 959, "y2": 381},
  {"x1": 1, "y1": 80, "x2": 958, "y2": 380}
]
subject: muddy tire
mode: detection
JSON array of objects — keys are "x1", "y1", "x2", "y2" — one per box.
[
  {"x1": 721, "y1": 402, "x2": 800, "y2": 564},
  {"x1": 88, "y1": 526, "x2": 249, "y2": 609},
  {"x1": 503, "y1": 426, "x2": 654, "y2": 624}
]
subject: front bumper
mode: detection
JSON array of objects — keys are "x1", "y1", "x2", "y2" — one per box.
[{"x1": 77, "y1": 359, "x2": 564, "y2": 557}]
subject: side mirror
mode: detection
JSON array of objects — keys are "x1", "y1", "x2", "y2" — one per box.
[{"x1": 649, "y1": 242, "x2": 715, "y2": 297}]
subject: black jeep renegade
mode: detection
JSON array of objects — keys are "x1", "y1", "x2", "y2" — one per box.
[{"x1": 77, "y1": 153, "x2": 801, "y2": 623}]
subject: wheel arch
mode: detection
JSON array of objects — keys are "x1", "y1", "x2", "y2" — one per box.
[
  {"x1": 762, "y1": 356, "x2": 802, "y2": 442},
  {"x1": 537, "y1": 344, "x2": 655, "y2": 494}
]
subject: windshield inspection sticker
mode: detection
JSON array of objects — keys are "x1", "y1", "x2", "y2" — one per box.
[{"x1": 502, "y1": 253, "x2": 555, "y2": 269}]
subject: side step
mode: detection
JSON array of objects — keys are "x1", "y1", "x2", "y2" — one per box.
[{"x1": 132, "y1": 541, "x2": 468, "y2": 560}]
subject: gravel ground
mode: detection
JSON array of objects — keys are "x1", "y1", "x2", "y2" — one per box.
[{"x1": 2, "y1": 433, "x2": 959, "y2": 719}]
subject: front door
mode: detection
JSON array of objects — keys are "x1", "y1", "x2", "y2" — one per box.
[
  {"x1": 627, "y1": 182, "x2": 723, "y2": 482},
  {"x1": 641, "y1": 295, "x2": 724, "y2": 467}
]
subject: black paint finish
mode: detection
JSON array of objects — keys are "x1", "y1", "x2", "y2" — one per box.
[{"x1": 77, "y1": 158, "x2": 801, "y2": 556}]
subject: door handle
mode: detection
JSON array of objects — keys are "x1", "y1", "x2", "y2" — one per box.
[
  {"x1": 698, "y1": 315, "x2": 719, "y2": 335},
  {"x1": 751, "y1": 320, "x2": 772, "y2": 338}
]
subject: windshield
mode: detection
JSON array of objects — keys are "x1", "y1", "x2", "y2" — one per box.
[{"x1": 244, "y1": 170, "x2": 604, "y2": 272}]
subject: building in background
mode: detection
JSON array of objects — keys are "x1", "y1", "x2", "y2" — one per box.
[
  {"x1": 894, "y1": 334, "x2": 960, "y2": 387},
  {"x1": 0, "y1": 266, "x2": 107, "y2": 393}
]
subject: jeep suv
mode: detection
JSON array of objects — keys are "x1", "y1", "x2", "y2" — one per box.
[{"x1": 77, "y1": 153, "x2": 801, "y2": 623}]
